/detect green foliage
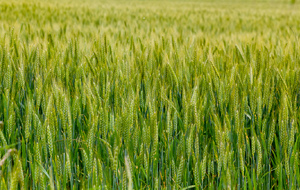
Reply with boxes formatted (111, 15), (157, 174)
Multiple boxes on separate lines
(0, 0), (299, 189)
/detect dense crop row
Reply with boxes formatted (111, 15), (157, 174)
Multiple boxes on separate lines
(0, 0), (300, 189)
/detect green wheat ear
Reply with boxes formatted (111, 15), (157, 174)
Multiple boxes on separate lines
(46, 125), (53, 158)
(66, 152), (72, 180)
(176, 156), (185, 188)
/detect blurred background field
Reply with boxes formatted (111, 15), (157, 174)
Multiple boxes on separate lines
(0, 0), (299, 46)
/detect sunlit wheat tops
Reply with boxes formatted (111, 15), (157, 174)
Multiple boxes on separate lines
(0, 0), (299, 189)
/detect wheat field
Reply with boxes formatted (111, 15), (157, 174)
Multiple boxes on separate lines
(0, 0), (300, 189)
